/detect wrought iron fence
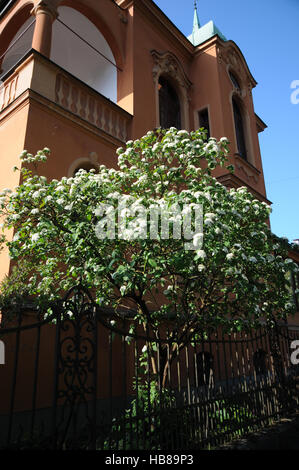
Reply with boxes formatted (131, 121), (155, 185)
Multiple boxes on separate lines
(0, 285), (298, 450)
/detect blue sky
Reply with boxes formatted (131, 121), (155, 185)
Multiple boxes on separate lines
(154, 0), (299, 243)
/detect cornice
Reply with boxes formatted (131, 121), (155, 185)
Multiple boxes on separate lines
(0, 87), (126, 147)
(255, 113), (267, 133)
(216, 39), (257, 89)
(0, 88), (30, 124)
(193, 34), (220, 55)
(193, 35), (257, 92)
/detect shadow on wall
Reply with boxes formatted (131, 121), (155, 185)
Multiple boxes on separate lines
(0, 5), (117, 103)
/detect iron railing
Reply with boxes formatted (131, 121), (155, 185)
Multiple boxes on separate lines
(0, 285), (298, 450)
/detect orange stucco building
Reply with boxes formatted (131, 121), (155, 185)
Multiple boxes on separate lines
(0, 0), (269, 258)
(0, 0), (298, 317)
(1, 1), (299, 446)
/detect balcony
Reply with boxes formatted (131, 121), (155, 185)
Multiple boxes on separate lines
(0, 50), (132, 143)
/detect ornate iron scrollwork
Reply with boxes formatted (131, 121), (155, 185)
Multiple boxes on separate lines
(52, 286), (98, 449)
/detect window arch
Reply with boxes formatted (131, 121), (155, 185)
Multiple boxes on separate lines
(0, 17), (34, 81)
(73, 163), (98, 176)
(67, 156), (99, 177)
(50, 6), (117, 102)
(232, 96), (247, 161)
(158, 75), (181, 129)
(152, 50), (191, 130)
(229, 70), (241, 92)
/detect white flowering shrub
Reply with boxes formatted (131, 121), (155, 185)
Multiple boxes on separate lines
(0, 128), (297, 337)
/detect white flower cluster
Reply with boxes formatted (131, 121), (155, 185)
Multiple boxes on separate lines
(19, 148), (50, 164)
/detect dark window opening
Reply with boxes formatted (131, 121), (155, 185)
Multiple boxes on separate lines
(73, 163), (98, 175)
(159, 76), (181, 130)
(196, 351), (213, 386)
(229, 71), (241, 91)
(198, 108), (210, 139)
(233, 97), (247, 160)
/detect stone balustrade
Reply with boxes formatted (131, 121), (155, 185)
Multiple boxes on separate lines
(0, 51), (131, 143)
(54, 73), (129, 142)
(0, 74), (19, 111)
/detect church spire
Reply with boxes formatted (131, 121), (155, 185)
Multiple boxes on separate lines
(192, 0), (200, 35)
(188, 0), (227, 46)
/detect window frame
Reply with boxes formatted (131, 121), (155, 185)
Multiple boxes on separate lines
(198, 107), (211, 139)
(158, 75), (182, 130)
(232, 95), (248, 161)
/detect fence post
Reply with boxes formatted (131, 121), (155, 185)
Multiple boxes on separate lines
(268, 323), (288, 411)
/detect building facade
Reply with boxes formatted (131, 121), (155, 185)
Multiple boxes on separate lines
(1, 1), (299, 447)
(0, 0), (298, 320)
(0, 0), (269, 259)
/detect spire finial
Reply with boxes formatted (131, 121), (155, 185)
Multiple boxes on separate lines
(192, 0), (200, 36)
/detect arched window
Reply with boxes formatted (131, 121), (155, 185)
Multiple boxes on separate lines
(232, 96), (247, 161)
(196, 351), (213, 386)
(0, 17), (34, 81)
(229, 71), (241, 92)
(51, 7), (117, 102)
(158, 76), (181, 129)
(73, 162), (98, 176)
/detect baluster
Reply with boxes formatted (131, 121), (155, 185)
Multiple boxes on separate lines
(4, 84), (10, 108)
(80, 91), (87, 119)
(88, 96), (95, 124)
(71, 85), (78, 114)
(55, 74), (62, 105)
(96, 102), (102, 129)
(115, 114), (120, 140)
(0, 86), (3, 110)
(101, 106), (106, 131)
(62, 77), (70, 109)
(11, 76), (18, 102)
(109, 110), (113, 135)
(121, 118), (127, 142)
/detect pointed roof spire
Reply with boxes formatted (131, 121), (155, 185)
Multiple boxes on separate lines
(188, 0), (227, 46)
(193, 0), (200, 34)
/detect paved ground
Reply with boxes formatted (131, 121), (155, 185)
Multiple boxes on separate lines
(217, 412), (299, 450)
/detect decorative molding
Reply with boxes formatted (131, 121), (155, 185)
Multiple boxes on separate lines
(67, 153), (100, 177)
(0, 73), (18, 111)
(151, 50), (192, 92)
(55, 73), (129, 142)
(247, 76), (253, 97)
(31, 1), (58, 21)
(151, 50), (192, 130)
(217, 42), (256, 90)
